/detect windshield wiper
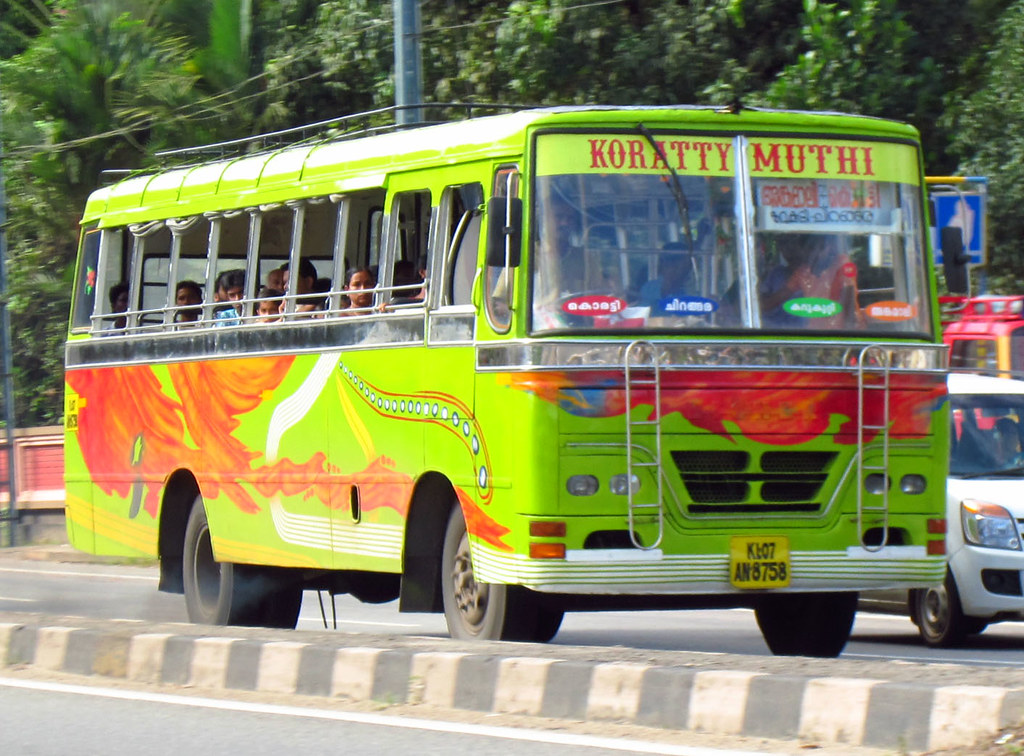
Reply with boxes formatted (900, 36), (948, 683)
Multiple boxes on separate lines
(636, 123), (694, 255)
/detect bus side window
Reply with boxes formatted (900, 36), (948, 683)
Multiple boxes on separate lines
(326, 189), (386, 315)
(72, 228), (102, 332)
(80, 226), (129, 333)
(296, 198), (338, 313)
(256, 205), (293, 318)
(436, 183), (483, 308)
(132, 222), (173, 331)
(167, 216), (211, 326)
(382, 189), (431, 307)
(485, 167), (519, 332)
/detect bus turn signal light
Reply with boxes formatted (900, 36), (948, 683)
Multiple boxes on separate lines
(927, 518), (947, 534)
(927, 539), (946, 555)
(530, 542), (566, 559)
(530, 521), (566, 538)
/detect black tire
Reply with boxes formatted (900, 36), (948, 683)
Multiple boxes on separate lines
(755, 592), (857, 657)
(912, 571), (988, 647)
(182, 498), (301, 629)
(440, 506), (563, 642)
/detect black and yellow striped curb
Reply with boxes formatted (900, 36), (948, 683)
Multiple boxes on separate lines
(4, 618), (1024, 752)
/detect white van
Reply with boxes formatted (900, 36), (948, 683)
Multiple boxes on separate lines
(913, 372), (1024, 646)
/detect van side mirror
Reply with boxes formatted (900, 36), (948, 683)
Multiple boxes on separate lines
(941, 226), (970, 295)
(486, 196), (522, 267)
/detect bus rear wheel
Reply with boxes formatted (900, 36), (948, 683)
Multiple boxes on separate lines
(441, 507), (563, 642)
(182, 498), (301, 629)
(755, 591), (857, 657)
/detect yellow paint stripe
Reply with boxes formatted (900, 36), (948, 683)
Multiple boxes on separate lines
(213, 535), (323, 568)
(65, 491), (157, 554)
(335, 374), (375, 461)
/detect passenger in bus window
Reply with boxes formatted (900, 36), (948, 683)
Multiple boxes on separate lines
(174, 280), (203, 323)
(256, 286), (284, 323)
(266, 265), (286, 292)
(341, 267), (376, 315)
(213, 269), (245, 326)
(107, 282), (129, 330)
(282, 259), (323, 314)
(390, 259), (425, 305)
(639, 242), (695, 311)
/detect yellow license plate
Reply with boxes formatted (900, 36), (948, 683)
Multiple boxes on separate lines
(729, 535), (791, 588)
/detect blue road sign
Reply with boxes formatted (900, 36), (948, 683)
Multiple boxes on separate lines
(932, 191), (986, 266)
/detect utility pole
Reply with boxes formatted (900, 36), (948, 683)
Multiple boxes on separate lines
(0, 71), (17, 547)
(393, 0), (423, 126)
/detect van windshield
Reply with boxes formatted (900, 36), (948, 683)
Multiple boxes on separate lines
(951, 393), (1024, 477)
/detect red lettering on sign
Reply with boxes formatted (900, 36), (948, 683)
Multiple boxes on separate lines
(808, 144), (832, 174)
(608, 139), (626, 169)
(628, 139), (647, 170)
(668, 141), (688, 171)
(752, 143), (780, 173)
(589, 139), (608, 168)
(785, 144), (806, 174)
(715, 142), (731, 171)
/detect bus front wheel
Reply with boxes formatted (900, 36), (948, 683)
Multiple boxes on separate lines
(755, 591), (857, 657)
(182, 498), (301, 629)
(441, 507), (563, 642)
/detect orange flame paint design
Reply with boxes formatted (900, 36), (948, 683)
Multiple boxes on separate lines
(68, 357), (336, 517)
(456, 486), (512, 551)
(503, 370), (944, 445)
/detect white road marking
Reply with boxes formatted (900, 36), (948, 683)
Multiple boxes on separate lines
(0, 565), (157, 582)
(0, 596), (35, 603)
(0, 676), (776, 756)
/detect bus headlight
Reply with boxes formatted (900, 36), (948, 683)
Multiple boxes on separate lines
(962, 499), (1021, 550)
(900, 474), (927, 494)
(609, 474), (640, 496)
(567, 475), (599, 496)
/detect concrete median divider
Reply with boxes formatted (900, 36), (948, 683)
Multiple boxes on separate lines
(2, 615), (1024, 752)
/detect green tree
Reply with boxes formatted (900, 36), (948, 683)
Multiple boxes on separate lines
(1, 1), (198, 425)
(949, 0), (1024, 290)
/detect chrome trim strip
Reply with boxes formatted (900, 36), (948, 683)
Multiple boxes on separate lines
(476, 339), (947, 372)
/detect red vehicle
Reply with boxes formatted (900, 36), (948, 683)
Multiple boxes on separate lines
(941, 295), (1024, 377)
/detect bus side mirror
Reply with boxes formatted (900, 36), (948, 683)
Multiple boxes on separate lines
(941, 226), (970, 295)
(486, 196), (522, 267)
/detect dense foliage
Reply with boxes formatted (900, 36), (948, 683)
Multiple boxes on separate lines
(0, 0), (1020, 425)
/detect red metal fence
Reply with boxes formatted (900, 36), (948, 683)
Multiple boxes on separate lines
(0, 426), (65, 514)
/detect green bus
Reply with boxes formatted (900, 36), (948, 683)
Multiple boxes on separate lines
(64, 105), (949, 657)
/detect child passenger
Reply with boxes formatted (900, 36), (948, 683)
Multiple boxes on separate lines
(256, 286), (284, 323)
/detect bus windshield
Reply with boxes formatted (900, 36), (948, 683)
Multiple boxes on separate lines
(530, 132), (931, 335)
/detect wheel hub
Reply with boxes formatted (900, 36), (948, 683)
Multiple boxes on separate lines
(451, 532), (488, 628)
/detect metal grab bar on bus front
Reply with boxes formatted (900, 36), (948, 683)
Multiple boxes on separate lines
(856, 344), (892, 552)
(624, 340), (664, 550)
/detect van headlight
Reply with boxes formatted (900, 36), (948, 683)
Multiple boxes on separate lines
(961, 499), (1021, 550)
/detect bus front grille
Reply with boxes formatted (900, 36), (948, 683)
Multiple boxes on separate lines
(671, 450), (837, 515)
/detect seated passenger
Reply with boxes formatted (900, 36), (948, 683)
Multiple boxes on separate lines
(390, 260), (425, 305)
(991, 417), (1024, 468)
(639, 243), (696, 313)
(282, 259), (324, 314)
(213, 269), (245, 326)
(174, 280), (203, 323)
(107, 282), (129, 330)
(341, 267), (376, 315)
(256, 286), (284, 323)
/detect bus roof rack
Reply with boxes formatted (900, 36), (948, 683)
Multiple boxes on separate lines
(151, 102), (537, 166)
